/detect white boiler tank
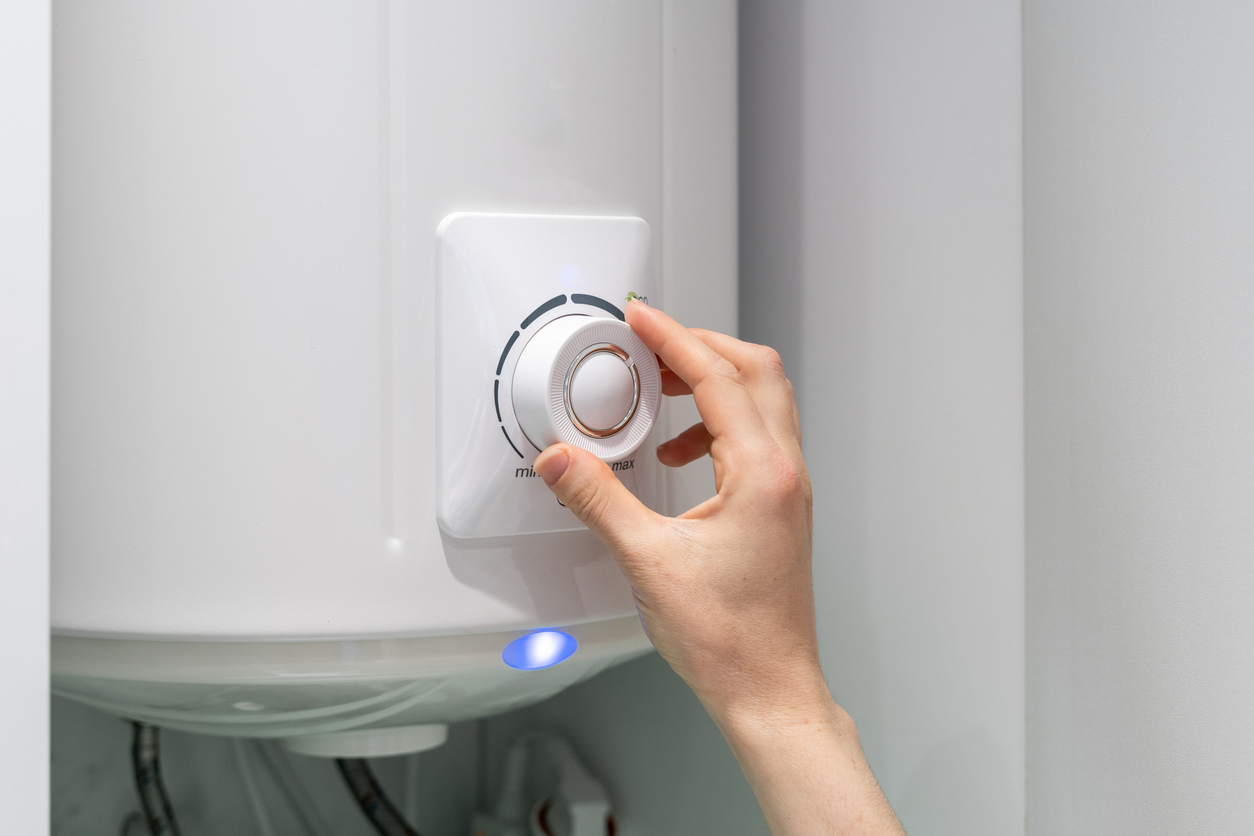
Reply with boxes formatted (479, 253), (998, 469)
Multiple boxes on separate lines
(51, 1), (735, 755)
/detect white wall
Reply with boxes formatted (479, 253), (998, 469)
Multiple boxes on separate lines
(741, 1), (1025, 833)
(0, 0), (50, 831)
(1024, 2), (1254, 833)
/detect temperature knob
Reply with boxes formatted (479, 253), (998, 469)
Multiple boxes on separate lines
(512, 315), (661, 461)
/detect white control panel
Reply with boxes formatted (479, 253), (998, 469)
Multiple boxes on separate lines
(436, 213), (661, 540)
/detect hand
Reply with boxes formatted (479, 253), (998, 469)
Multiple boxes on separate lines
(533, 301), (905, 836)
(536, 301), (816, 721)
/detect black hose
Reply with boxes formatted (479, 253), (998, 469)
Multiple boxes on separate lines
(131, 723), (182, 836)
(336, 758), (421, 836)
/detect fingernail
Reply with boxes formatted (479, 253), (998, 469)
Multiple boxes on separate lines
(535, 448), (570, 485)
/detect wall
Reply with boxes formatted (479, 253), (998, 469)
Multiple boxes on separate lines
(742, 1), (1025, 833)
(0, 0), (50, 831)
(1024, 2), (1254, 833)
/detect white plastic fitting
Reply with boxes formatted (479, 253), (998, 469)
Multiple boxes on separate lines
(511, 315), (660, 461)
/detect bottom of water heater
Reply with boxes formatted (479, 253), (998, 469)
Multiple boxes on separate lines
(51, 615), (651, 741)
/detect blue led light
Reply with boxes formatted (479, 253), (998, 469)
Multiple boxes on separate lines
(501, 630), (578, 670)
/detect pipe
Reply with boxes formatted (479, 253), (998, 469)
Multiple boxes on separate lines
(337, 757), (422, 836)
(130, 723), (182, 836)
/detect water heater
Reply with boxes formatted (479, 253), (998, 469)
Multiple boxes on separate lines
(50, 1), (735, 755)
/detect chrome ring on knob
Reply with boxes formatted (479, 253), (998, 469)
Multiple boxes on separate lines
(562, 342), (641, 438)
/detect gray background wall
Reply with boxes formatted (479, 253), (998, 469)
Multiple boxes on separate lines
(737, 0), (1024, 832)
(1024, 1), (1254, 833)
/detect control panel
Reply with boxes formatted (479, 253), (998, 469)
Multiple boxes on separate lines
(436, 213), (661, 540)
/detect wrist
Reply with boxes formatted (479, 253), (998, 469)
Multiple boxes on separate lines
(698, 659), (844, 745)
(709, 680), (903, 836)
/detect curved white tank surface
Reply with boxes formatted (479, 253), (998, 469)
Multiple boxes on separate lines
(51, 1), (736, 749)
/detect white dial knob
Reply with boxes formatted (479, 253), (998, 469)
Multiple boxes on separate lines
(512, 315), (660, 461)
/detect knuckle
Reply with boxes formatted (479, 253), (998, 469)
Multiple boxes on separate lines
(756, 346), (787, 379)
(571, 474), (612, 526)
(711, 357), (744, 384)
(762, 452), (809, 504)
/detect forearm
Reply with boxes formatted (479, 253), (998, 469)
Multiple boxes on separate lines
(709, 684), (906, 836)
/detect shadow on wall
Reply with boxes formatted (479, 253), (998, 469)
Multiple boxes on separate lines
(897, 728), (1021, 835)
(739, 0), (890, 785)
(739, 0), (806, 381)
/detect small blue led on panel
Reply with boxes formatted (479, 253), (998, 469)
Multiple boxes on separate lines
(501, 630), (578, 670)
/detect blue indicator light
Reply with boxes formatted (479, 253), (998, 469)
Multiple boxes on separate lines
(502, 630), (578, 670)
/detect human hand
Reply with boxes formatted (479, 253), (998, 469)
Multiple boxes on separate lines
(533, 300), (820, 725)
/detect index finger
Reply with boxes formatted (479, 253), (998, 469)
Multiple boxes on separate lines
(625, 301), (765, 444)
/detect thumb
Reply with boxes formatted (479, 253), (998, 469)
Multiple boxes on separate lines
(534, 444), (659, 556)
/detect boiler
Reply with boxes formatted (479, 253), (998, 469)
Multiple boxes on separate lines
(51, 0), (735, 757)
